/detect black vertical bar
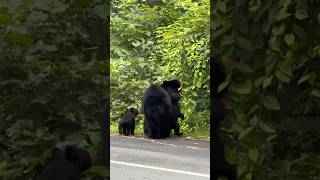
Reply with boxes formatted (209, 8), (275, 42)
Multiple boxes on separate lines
(105, 0), (111, 175)
(99, 0), (110, 178)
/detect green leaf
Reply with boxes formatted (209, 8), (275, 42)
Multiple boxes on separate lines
(286, 50), (295, 61)
(265, 54), (277, 73)
(254, 77), (263, 87)
(282, 0), (292, 8)
(276, 7), (291, 21)
(309, 90), (320, 98)
(212, 23), (232, 38)
(275, 70), (290, 83)
(236, 36), (253, 50)
(263, 96), (280, 110)
(238, 127), (254, 140)
(234, 80), (252, 94)
(248, 105), (259, 115)
(218, 81), (229, 93)
(248, 148), (259, 162)
(259, 120), (275, 133)
(0, 14), (12, 26)
(192, 92), (198, 97)
(284, 34), (295, 46)
(5, 32), (33, 46)
(277, 61), (292, 76)
(237, 114), (246, 125)
(295, 9), (308, 20)
(132, 41), (140, 47)
(248, 0), (261, 11)
(297, 74), (310, 85)
(270, 38), (280, 51)
(218, 1), (227, 12)
(236, 63), (253, 73)
(294, 25), (307, 40)
(272, 24), (285, 35)
(263, 76), (273, 88)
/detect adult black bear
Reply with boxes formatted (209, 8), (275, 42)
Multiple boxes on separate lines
(118, 108), (139, 136)
(36, 146), (92, 180)
(170, 93), (184, 136)
(143, 80), (181, 139)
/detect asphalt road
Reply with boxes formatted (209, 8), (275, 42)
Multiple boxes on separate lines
(110, 135), (210, 180)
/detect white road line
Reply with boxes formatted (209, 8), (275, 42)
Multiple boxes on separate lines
(110, 160), (210, 178)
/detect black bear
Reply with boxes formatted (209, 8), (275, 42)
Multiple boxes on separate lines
(143, 80), (181, 139)
(161, 80), (182, 95)
(35, 146), (92, 180)
(211, 56), (237, 180)
(170, 93), (184, 136)
(118, 108), (139, 136)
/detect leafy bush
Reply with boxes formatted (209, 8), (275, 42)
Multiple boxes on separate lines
(213, 0), (320, 179)
(0, 0), (108, 179)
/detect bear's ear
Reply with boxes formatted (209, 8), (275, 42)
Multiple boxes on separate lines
(130, 107), (135, 113)
(161, 80), (169, 89)
(65, 146), (78, 162)
(161, 80), (181, 90)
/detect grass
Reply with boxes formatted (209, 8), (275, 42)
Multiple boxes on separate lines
(110, 122), (144, 136)
(110, 122), (210, 141)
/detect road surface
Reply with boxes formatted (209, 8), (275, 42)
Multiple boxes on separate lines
(110, 135), (210, 180)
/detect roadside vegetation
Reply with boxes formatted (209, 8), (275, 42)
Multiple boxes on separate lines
(110, 0), (210, 139)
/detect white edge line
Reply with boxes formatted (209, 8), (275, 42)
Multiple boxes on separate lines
(110, 160), (210, 178)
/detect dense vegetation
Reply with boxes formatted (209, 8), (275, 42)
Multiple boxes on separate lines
(213, 0), (320, 179)
(0, 0), (108, 179)
(1, 0), (319, 179)
(110, 0), (210, 138)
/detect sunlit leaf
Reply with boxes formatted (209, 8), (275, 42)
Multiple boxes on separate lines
(275, 70), (290, 83)
(309, 90), (320, 98)
(218, 81), (229, 93)
(297, 74), (310, 85)
(295, 9), (308, 20)
(238, 127), (254, 140)
(234, 80), (252, 94)
(263, 96), (280, 110)
(263, 76), (273, 88)
(248, 148), (259, 162)
(284, 34), (295, 46)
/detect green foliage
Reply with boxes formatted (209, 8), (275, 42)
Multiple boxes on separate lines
(155, 0), (210, 129)
(213, 0), (320, 179)
(0, 0), (107, 179)
(111, 0), (210, 136)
